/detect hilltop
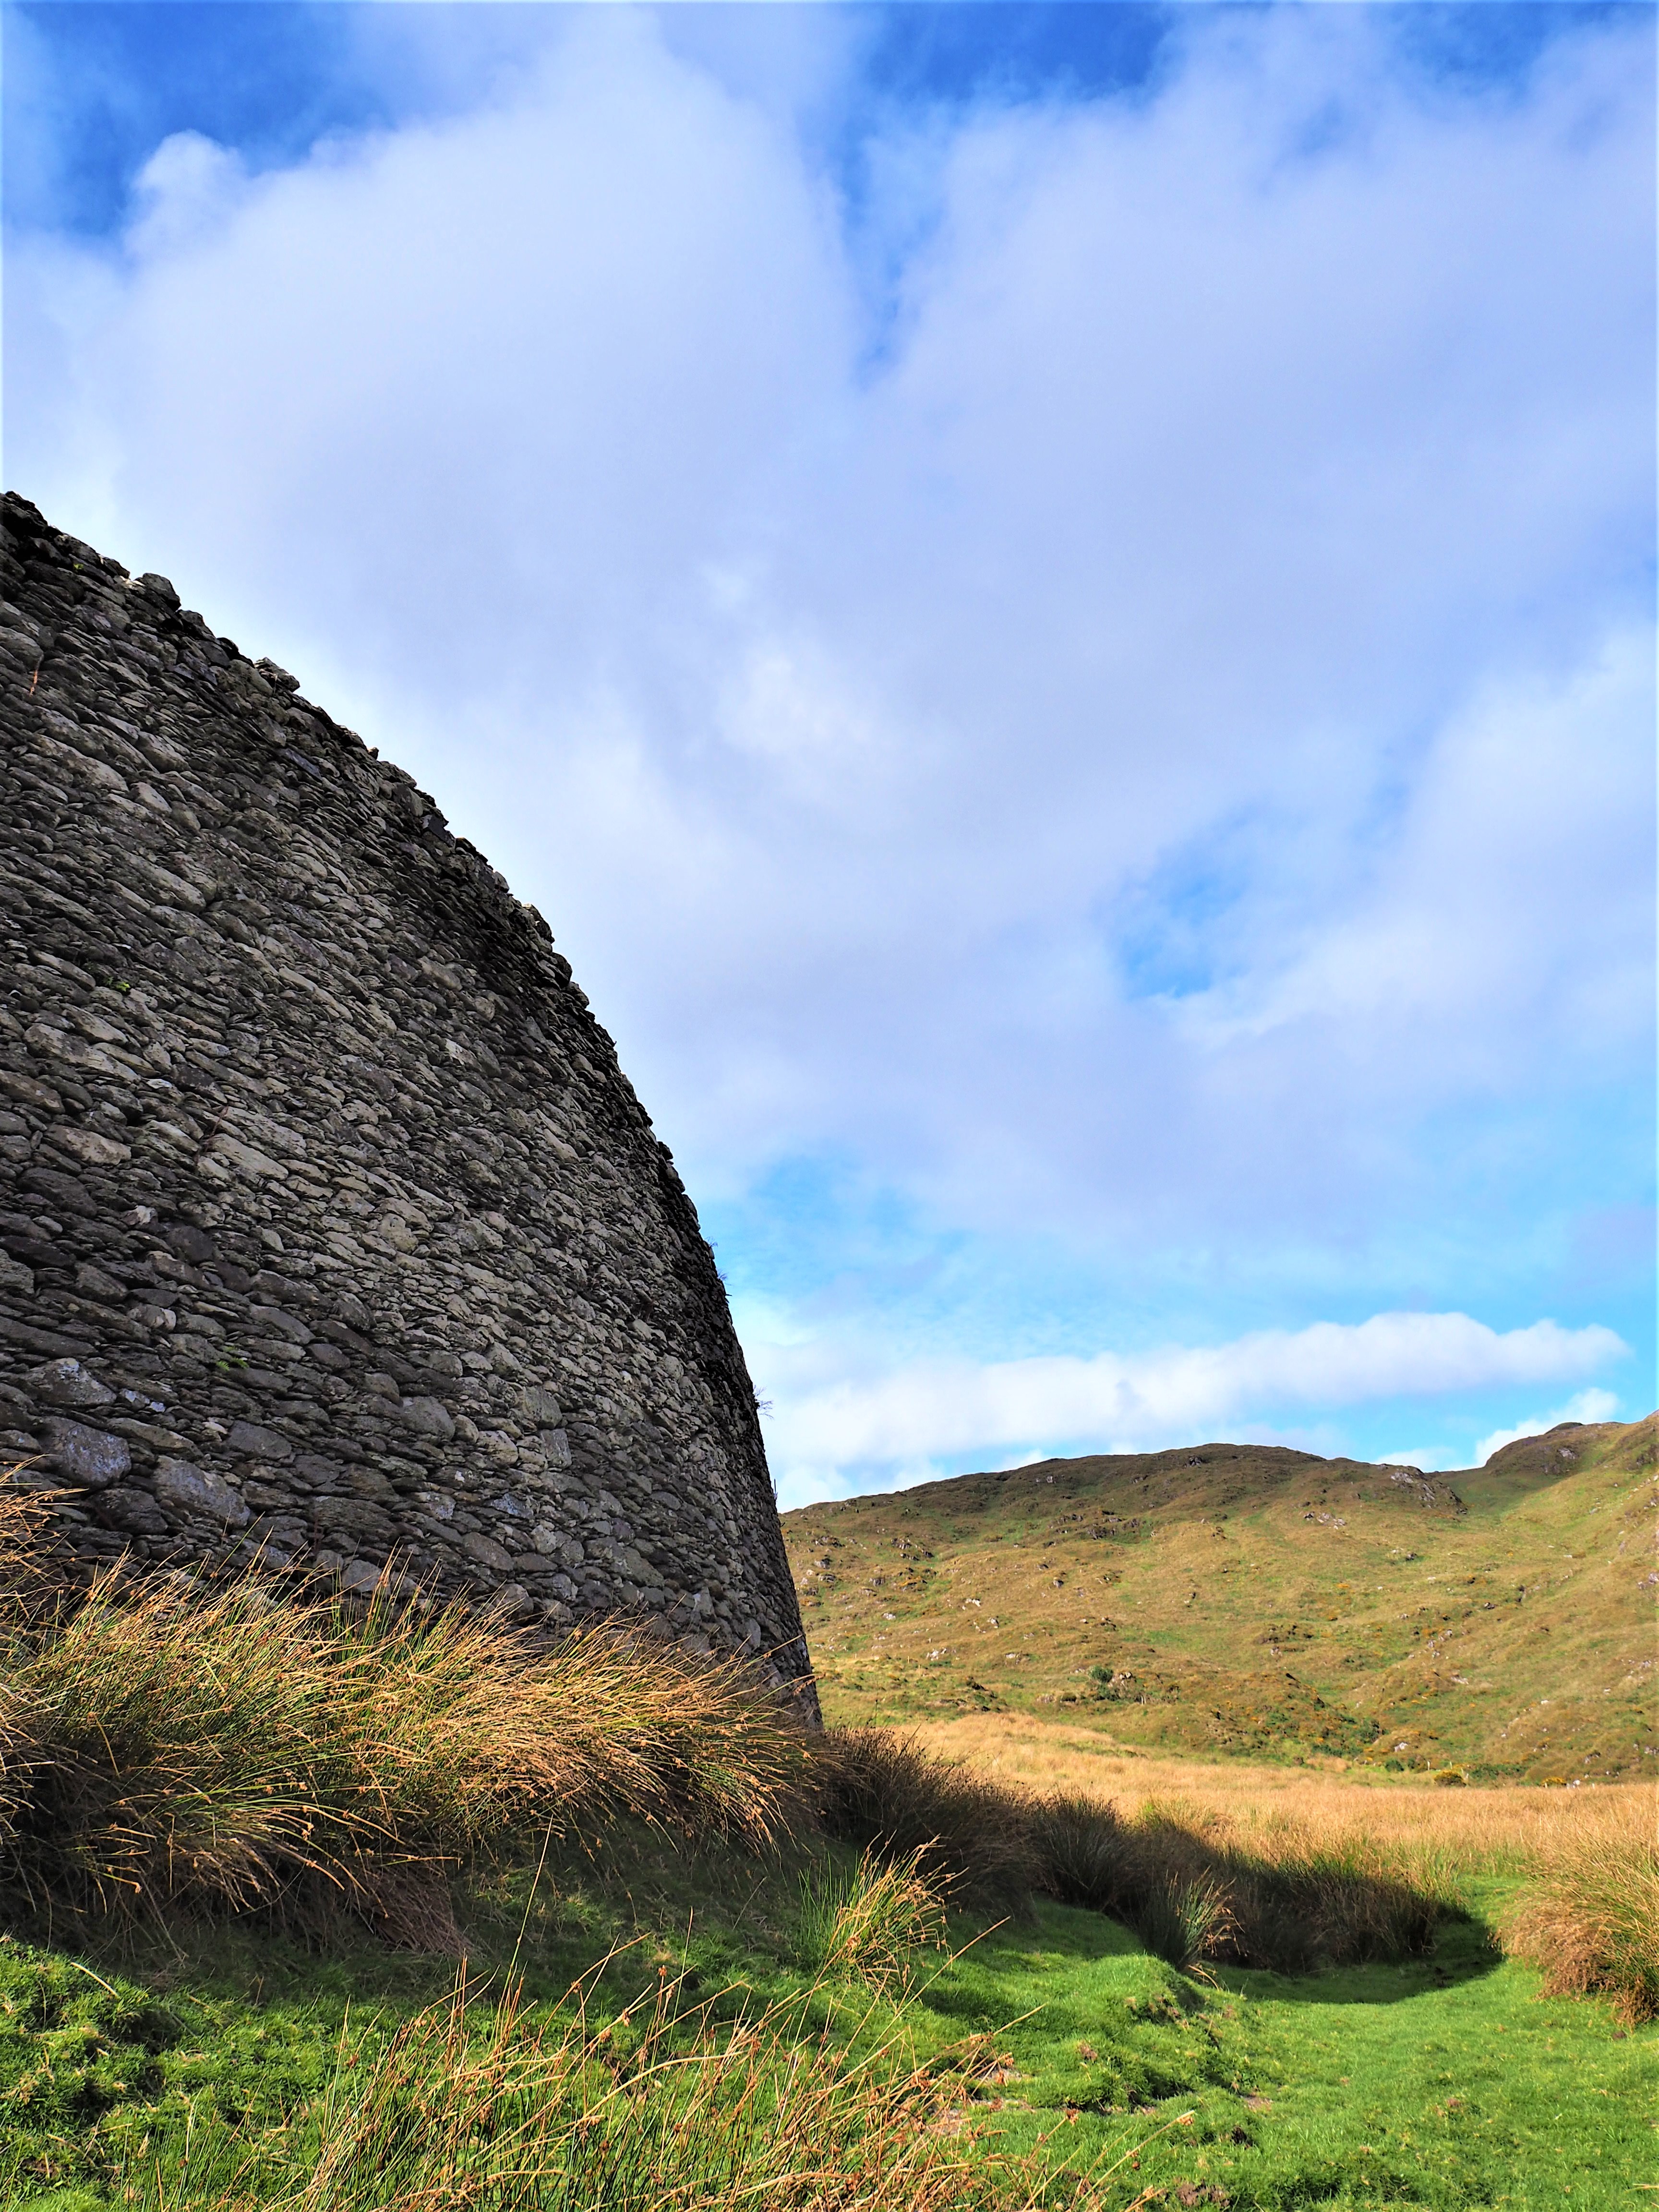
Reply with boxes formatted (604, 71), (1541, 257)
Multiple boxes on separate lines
(781, 1416), (1658, 1781)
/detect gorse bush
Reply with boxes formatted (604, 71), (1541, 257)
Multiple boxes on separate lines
(1502, 1803), (1659, 2023)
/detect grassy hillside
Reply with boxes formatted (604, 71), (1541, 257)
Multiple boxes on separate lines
(781, 1416), (1658, 1781)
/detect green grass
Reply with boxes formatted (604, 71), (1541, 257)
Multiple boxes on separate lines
(2, 1475), (1652, 2206)
(792, 1844), (949, 1991)
(781, 1416), (1659, 1782)
(0, 1847), (1652, 2210)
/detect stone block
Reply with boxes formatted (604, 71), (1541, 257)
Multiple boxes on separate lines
(40, 1417), (131, 1488)
(155, 1456), (251, 1529)
(399, 1395), (455, 1440)
(25, 1358), (115, 1408)
(226, 1419), (293, 1463)
(462, 1532), (516, 1574)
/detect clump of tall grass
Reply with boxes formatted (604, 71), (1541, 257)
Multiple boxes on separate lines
(1128, 1873), (1237, 1976)
(0, 1484), (812, 1944)
(794, 1845), (949, 1991)
(1025, 1791), (1126, 1914)
(1503, 1806), (1659, 2023)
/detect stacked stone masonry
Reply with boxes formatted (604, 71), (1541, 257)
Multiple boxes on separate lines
(0, 494), (815, 1711)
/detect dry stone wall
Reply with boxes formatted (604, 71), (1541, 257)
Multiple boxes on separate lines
(0, 494), (814, 1710)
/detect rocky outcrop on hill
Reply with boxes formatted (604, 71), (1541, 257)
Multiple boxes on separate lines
(0, 494), (814, 1710)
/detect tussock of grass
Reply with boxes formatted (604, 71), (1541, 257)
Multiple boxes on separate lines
(1503, 1802), (1659, 2023)
(1125, 1872), (1236, 1976)
(1027, 1791), (1441, 1973)
(0, 1486), (811, 1944)
(793, 1845), (949, 1991)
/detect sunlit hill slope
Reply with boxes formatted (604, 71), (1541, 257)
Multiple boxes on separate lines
(781, 1417), (1658, 1783)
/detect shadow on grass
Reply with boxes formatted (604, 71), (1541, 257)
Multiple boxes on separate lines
(1213, 1911), (1503, 2006)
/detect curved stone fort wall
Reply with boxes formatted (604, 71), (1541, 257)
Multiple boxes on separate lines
(0, 494), (814, 1708)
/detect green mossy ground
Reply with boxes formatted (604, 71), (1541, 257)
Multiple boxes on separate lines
(2, 1844), (1651, 2209)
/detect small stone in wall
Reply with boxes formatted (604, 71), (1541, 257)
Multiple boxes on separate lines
(155, 1457), (251, 1529)
(98, 1488), (169, 1536)
(462, 1532), (515, 1573)
(41, 1418), (130, 1488)
(49, 1127), (132, 1168)
(25, 1358), (116, 1409)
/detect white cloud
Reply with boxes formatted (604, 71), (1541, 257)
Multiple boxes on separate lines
(759, 1311), (1627, 1499)
(1473, 1388), (1623, 1467)
(4, 7), (1651, 1316)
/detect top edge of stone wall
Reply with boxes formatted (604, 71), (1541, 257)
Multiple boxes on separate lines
(1, 493), (574, 993)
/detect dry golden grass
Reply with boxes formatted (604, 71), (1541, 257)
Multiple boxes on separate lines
(906, 1713), (1655, 1875)
(270, 1970), (1043, 2212)
(1501, 1793), (1659, 2022)
(0, 1482), (814, 1942)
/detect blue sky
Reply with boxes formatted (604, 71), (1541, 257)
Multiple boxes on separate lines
(5, 2), (1653, 1503)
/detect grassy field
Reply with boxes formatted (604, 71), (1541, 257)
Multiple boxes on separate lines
(1, 1475), (1655, 2207)
(1, 1812), (1654, 2212)
(780, 1416), (1658, 1782)
(891, 1720), (1645, 1862)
